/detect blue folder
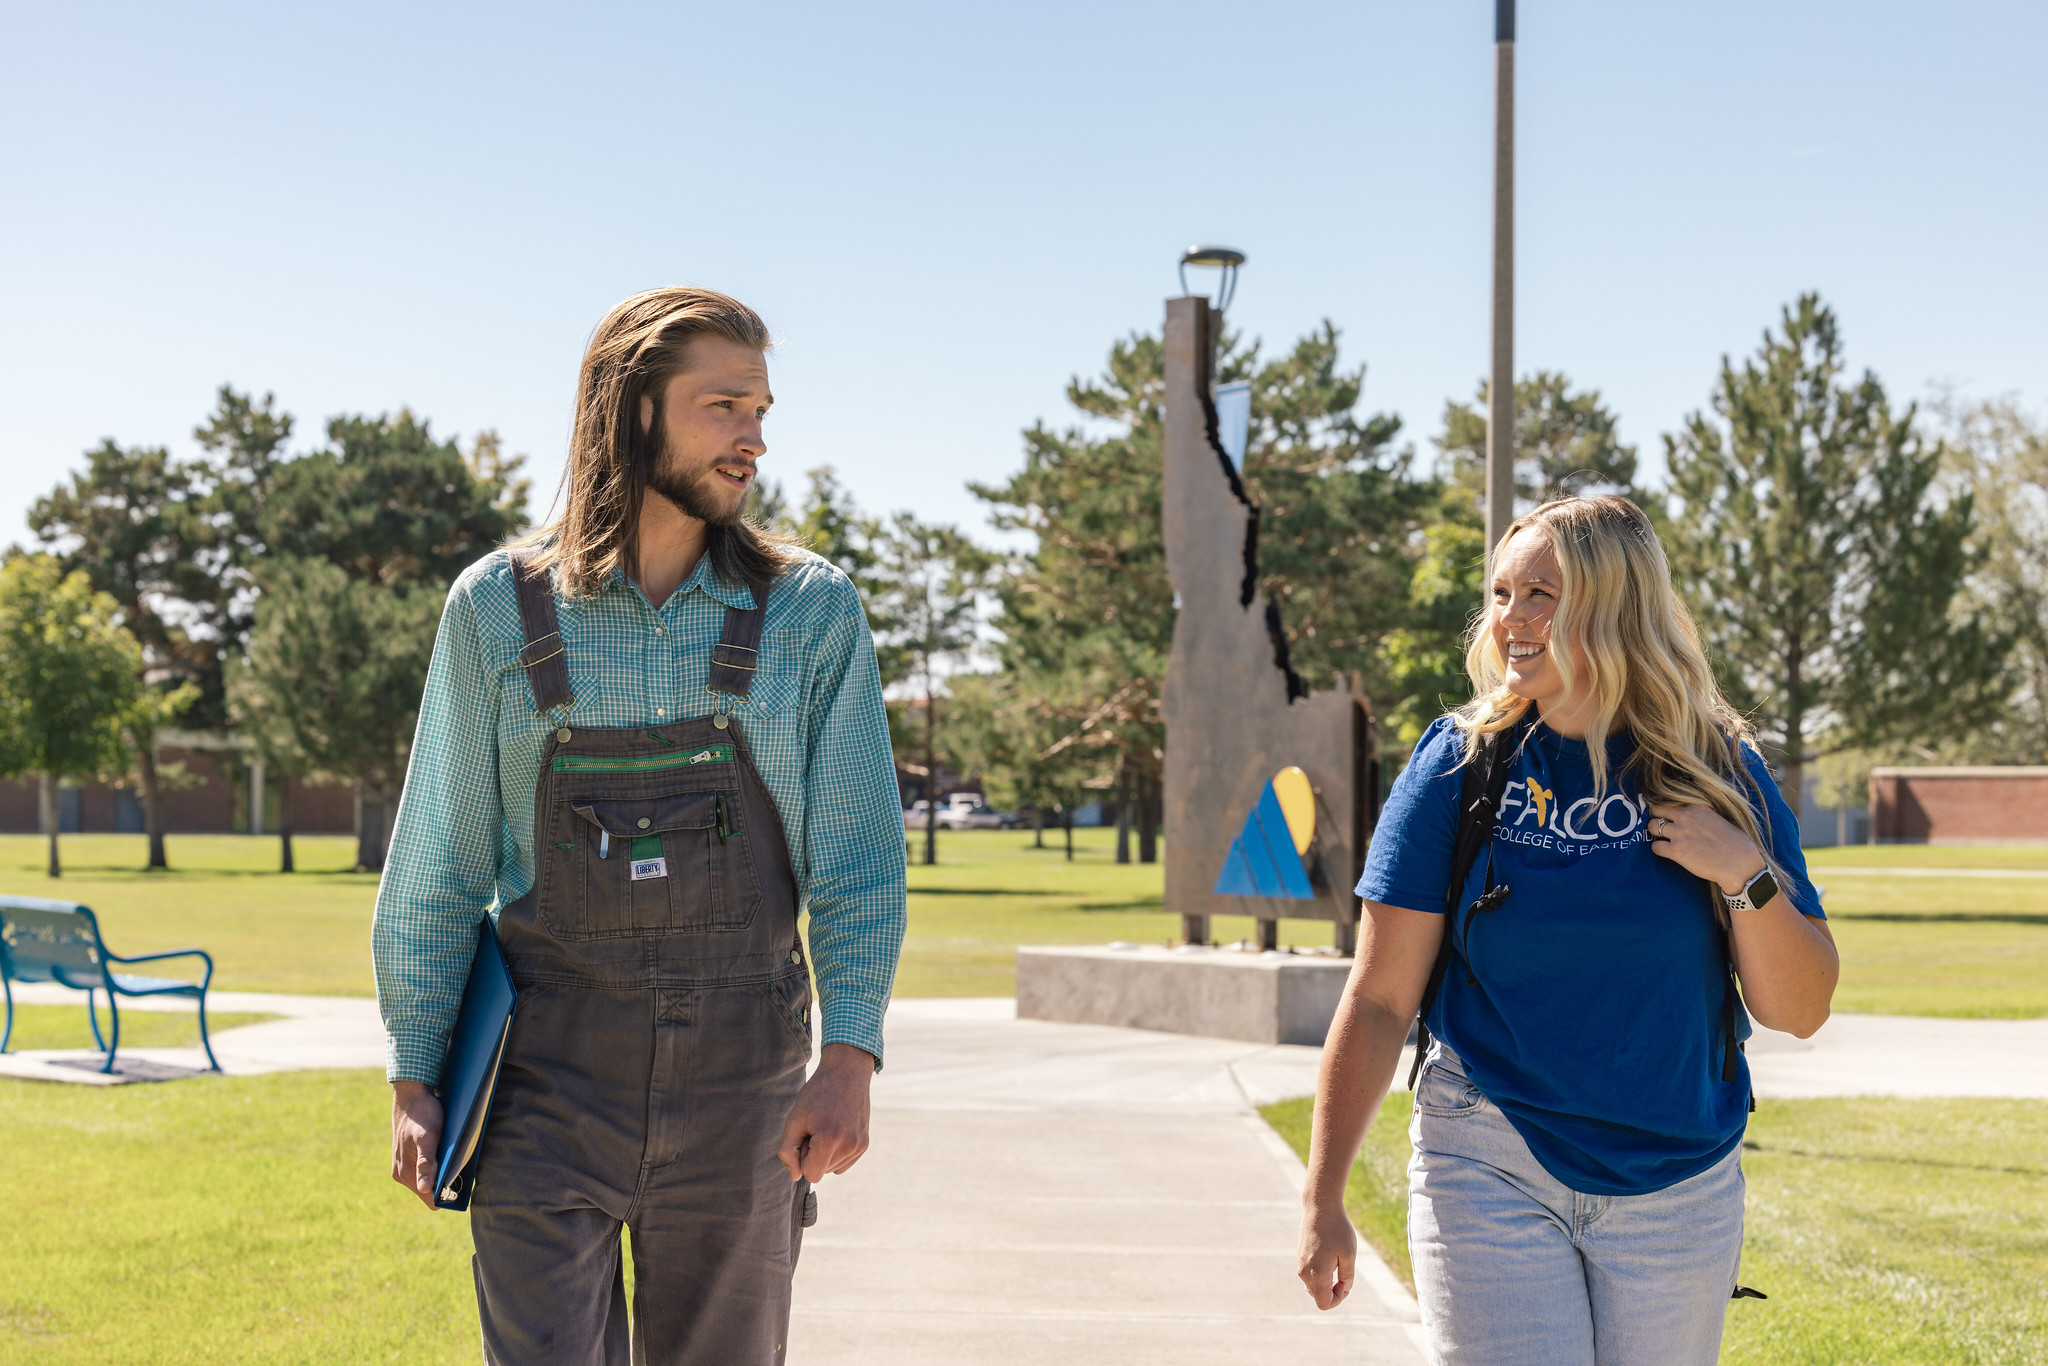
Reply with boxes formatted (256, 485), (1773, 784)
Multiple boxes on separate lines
(433, 918), (517, 1211)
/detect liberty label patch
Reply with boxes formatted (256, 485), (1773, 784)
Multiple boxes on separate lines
(630, 856), (669, 881)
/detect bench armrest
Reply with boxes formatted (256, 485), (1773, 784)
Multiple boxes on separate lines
(103, 948), (214, 989)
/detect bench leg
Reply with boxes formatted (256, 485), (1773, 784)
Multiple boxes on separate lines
(197, 993), (220, 1072)
(2, 976), (12, 1053)
(87, 987), (107, 1051)
(101, 994), (120, 1074)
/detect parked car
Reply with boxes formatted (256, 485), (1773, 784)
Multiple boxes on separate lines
(902, 793), (1020, 831)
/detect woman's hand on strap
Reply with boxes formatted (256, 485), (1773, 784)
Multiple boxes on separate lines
(1645, 801), (1839, 1037)
(1643, 802), (1767, 894)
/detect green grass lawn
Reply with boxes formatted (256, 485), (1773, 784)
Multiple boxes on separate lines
(1806, 845), (2048, 870)
(1817, 874), (2048, 1018)
(1262, 1094), (2048, 1366)
(0, 834), (377, 996)
(0, 1070), (478, 1365)
(7, 832), (2048, 1015)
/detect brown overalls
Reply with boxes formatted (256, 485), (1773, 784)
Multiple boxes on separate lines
(470, 550), (816, 1365)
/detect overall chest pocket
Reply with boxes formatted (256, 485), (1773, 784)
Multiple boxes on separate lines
(540, 786), (763, 940)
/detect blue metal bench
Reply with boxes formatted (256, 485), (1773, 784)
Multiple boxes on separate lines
(0, 896), (220, 1073)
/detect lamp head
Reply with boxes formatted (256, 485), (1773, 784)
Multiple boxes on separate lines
(1178, 244), (1246, 313)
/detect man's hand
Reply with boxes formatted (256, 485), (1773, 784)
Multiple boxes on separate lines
(776, 1042), (874, 1183)
(391, 1080), (445, 1209)
(1297, 1200), (1358, 1311)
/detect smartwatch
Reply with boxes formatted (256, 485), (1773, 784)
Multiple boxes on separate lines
(1719, 866), (1779, 914)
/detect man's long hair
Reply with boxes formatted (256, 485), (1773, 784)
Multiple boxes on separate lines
(1452, 495), (1777, 865)
(528, 286), (799, 599)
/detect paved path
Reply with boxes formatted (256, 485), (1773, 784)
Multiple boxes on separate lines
(9, 972), (2047, 1102)
(7, 978), (2046, 1101)
(1814, 865), (2048, 879)
(786, 999), (1426, 1366)
(0, 981), (385, 1083)
(1745, 1012), (2048, 1097)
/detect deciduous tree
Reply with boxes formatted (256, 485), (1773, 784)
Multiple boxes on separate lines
(0, 556), (144, 877)
(27, 442), (209, 867)
(231, 558), (443, 871)
(1931, 393), (2048, 763)
(867, 514), (987, 866)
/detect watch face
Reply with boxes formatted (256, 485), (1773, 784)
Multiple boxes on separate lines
(1748, 868), (1779, 908)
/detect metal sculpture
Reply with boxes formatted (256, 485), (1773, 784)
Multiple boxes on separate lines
(1161, 293), (1376, 954)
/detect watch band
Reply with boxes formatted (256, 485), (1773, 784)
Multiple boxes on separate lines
(1720, 865), (1779, 914)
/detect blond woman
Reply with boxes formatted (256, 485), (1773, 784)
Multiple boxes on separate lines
(1296, 495), (1837, 1365)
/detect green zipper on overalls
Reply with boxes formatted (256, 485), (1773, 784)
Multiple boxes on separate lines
(551, 746), (735, 773)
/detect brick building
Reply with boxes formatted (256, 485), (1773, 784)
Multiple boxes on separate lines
(1869, 766), (2048, 844)
(0, 733), (354, 835)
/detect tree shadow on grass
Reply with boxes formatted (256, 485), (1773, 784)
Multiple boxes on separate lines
(906, 887), (1074, 897)
(1830, 912), (2048, 926)
(29, 867), (375, 883)
(1743, 1138), (2048, 1180)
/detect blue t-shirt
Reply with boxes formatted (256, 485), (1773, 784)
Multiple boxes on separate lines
(1358, 715), (1824, 1197)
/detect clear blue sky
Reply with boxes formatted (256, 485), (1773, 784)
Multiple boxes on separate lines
(3, 1), (2042, 547)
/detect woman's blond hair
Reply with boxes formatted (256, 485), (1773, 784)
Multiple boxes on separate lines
(528, 286), (798, 599)
(1453, 495), (1777, 869)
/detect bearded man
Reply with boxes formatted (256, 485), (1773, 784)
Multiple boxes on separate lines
(374, 286), (904, 1364)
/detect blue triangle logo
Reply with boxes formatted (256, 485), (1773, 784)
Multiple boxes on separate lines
(1213, 780), (1316, 900)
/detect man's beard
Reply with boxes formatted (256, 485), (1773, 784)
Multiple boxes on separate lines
(647, 459), (748, 526)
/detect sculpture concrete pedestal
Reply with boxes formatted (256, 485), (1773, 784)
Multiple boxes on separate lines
(1016, 944), (1349, 1046)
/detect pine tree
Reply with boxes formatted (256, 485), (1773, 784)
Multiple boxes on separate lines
(1664, 294), (2011, 810)
(1438, 371), (1642, 514)
(972, 322), (1429, 847)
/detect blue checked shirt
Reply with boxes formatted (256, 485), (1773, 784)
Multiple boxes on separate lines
(372, 547), (905, 1085)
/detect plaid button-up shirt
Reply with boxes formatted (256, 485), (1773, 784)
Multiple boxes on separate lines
(372, 547), (905, 1084)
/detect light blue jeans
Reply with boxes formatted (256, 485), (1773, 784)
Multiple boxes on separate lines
(1407, 1046), (1745, 1366)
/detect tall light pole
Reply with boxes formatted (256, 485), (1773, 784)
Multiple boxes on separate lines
(1485, 0), (1517, 558)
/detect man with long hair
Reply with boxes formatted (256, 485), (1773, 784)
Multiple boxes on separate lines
(374, 287), (905, 1363)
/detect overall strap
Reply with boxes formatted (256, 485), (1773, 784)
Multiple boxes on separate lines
(508, 547), (575, 713)
(706, 584), (769, 701)
(1408, 719), (1520, 1089)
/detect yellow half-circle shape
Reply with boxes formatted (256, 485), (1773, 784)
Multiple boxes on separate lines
(1271, 766), (1314, 855)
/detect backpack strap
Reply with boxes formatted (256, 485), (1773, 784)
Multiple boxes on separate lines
(1708, 883), (1746, 1089)
(1407, 720), (1521, 1089)
(508, 547), (574, 713)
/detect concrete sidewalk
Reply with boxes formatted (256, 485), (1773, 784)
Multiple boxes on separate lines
(6, 976), (2042, 1101)
(1815, 865), (2048, 879)
(0, 981), (386, 1083)
(1744, 1011), (2048, 1097)
(787, 999), (1427, 1365)
(783, 999), (2048, 1364)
